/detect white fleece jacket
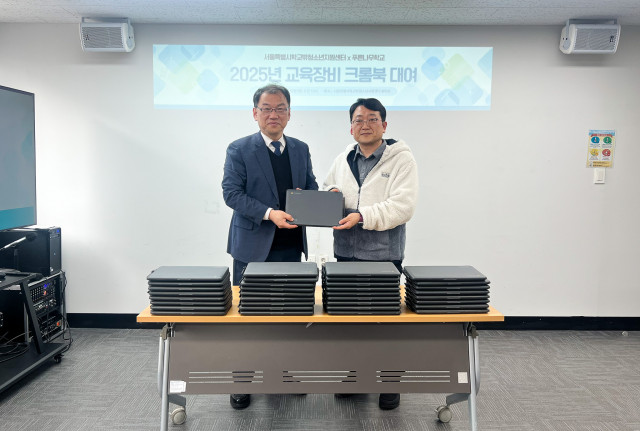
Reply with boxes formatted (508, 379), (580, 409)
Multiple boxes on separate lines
(324, 139), (418, 231)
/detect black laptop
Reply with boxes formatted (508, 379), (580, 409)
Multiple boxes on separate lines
(148, 273), (231, 288)
(285, 189), (344, 227)
(324, 262), (400, 280)
(403, 266), (487, 282)
(147, 266), (230, 282)
(242, 262), (319, 280)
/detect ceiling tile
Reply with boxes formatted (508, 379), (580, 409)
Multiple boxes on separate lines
(1, 0), (639, 25)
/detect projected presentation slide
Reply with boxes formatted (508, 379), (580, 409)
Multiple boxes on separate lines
(153, 45), (493, 111)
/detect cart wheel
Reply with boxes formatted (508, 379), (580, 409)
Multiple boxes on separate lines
(436, 405), (452, 423)
(54, 354), (62, 364)
(170, 406), (187, 425)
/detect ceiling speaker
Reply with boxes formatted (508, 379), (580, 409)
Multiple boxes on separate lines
(560, 20), (620, 54)
(80, 18), (135, 52)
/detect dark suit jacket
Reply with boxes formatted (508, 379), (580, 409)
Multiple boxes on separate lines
(222, 131), (318, 263)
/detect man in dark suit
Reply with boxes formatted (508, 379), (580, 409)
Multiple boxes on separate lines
(222, 84), (318, 409)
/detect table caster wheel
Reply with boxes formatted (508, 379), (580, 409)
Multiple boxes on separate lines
(436, 405), (452, 423)
(54, 354), (62, 364)
(170, 406), (187, 425)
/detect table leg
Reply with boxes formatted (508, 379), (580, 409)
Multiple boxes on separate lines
(157, 336), (164, 393)
(474, 332), (481, 394)
(160, 326), (171, 431)
(467, 334), (478, 431)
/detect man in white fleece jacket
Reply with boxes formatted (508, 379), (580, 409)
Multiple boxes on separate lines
(324, 97), (418, 271)
(323, 97), (418, 410)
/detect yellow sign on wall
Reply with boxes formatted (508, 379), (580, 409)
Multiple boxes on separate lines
(587, 130), (615, 168)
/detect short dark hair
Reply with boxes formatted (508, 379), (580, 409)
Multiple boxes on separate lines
(253, 84), (291, 107)
(349, 98), (386, 122)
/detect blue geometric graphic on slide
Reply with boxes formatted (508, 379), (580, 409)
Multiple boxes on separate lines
(419, 47), (492, 107)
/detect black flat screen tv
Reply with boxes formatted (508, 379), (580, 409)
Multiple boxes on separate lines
(0, 85), (37, 231)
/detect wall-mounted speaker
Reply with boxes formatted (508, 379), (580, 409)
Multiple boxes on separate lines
(560, 20), (620, 54)
(80, 18), (135, 52)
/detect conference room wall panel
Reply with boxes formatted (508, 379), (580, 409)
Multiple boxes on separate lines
(0, 23), (638, 316)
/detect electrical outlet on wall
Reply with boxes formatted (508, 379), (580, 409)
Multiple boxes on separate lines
(319, 255), (327, 266)
(593, 168), (606, 184)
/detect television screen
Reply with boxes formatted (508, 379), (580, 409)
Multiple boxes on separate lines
(0, 85), (37, 231)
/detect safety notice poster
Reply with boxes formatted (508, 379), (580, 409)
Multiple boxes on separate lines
(587, 130), (616, 168)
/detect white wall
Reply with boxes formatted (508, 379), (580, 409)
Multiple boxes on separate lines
(0, 23), (638, 316)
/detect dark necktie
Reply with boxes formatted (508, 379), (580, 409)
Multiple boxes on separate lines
(272, 141), (281, 156)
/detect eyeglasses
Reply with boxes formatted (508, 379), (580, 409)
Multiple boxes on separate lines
(256, 106), (289, 115)
(351, 118), (381, 127)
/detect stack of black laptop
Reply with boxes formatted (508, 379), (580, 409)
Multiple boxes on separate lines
(322, 262), (401, 315)
(238, 262), (318, 315)
(403, 265), (490, 314)
(147, 266), (232, 315)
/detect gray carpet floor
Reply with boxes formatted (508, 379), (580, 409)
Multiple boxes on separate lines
(1, 328), (639, 430)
